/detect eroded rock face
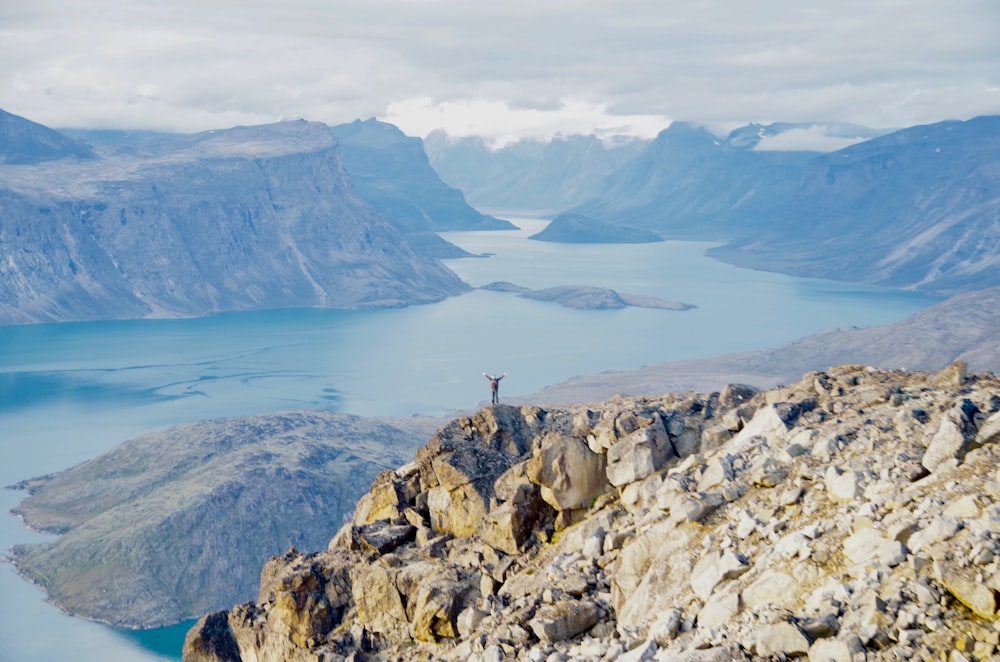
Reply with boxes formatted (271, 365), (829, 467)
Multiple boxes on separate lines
(185, 364), (1000, 662)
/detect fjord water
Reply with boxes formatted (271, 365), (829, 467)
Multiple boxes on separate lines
(0, 218), (938, 661)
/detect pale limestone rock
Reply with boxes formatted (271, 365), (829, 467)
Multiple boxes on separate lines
(696, 588), (739, 632)
(621, 473), (668, 512)
(699, 422), (733, 453)
(735, 512), (758, 540)
(351, 521), (415, 555)
(944, 494), (981, 519)
(741, 571), (797, 610)
(528, 432), (609, 511)
(668, 492), (724, 524)
(457, 606), (487, 637)
(606, 417), (675, 487)
(922, 399), (981, 473)
(186, 368), (1000, 662)
(617, 640), (658, 661)
(907, 516), (962, 554)
(613, 522), (697, 633)
(480, 500), (537, 555)
(977, 411), (1000, 447)
(426, 485), (452, 532)
(529, 601), (599, 642)
(648, 609), (682, 644)
(798, 613), (840, 640)
(581, 527), (605, 560)
(808, 636), (864, 662)
(183, 611), (241, 662)
(982, 503), (1000, 534)
(772, 529), (814, 560)
(730, 402), (805, 449)
(697, 454), (735, 492)
(843, 529), (907, 568)
(756, 621), (811, 658)
(689, 550), (750, 600)
(824, 465), (861, 502)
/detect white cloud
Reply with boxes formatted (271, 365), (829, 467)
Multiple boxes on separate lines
(752, 126), (869, 152)
(382, 97), (670, 147)
(0, 0), (997, 139)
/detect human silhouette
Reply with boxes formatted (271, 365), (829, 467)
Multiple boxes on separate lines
(483, 372), (507, 404)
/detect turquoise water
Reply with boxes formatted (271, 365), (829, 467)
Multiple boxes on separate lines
(0, 218), (939, 660)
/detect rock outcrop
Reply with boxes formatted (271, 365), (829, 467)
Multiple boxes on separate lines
(479, 282), (695, 311)
(185, 363), (1000, 661)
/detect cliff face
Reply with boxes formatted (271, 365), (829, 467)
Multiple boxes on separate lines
(185, 363), (1000, 661)
(0, 114), (469, 325)
(330, 120), (515, 240)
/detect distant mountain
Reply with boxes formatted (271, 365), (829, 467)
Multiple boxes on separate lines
(424, 131), (649, 212)
(0, 114), (470, 325)
(0, 108), (96, 164)
(536, 121), (818, 242)
(536, 117), (1000, 295)
(710, 116), (1000, 294)
(330, 119), (515, 258)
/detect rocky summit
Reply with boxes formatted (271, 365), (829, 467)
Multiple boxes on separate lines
(185, 363), (1000, 661)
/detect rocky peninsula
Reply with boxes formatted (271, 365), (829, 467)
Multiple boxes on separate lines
(9, 412), (440, 628)
(480, 282), (695, 311)
(185, 362), (1000, 661)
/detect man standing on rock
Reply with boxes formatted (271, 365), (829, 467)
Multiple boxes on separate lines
(483, 372), (507, 404)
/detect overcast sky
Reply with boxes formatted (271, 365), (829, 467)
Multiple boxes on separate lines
(2, 1), (998, 146)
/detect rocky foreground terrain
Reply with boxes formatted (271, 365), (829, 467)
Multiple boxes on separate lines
(185, 362), (1000, 661)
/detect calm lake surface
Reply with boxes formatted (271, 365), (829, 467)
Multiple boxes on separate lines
(0, 218), (939, 661)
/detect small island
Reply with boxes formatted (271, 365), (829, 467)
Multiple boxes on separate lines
(480, 282), (696, 311)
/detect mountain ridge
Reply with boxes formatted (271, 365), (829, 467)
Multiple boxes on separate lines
(533, 116), (1000, 295)
(0, 113), (474, 325)
(329, 119), (515, 258)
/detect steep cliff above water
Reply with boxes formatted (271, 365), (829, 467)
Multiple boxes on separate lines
(330, 119), (515, 259)
(0, 111), (470, 325)
(186, 363), (1000, 661)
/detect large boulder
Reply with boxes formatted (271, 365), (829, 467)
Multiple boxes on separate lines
(527, 432), (610, 511)
(605, 416), (675, 487)
(921, 399), (981, 472)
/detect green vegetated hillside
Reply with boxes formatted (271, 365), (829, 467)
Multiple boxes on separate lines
(9, 411), (441, 628)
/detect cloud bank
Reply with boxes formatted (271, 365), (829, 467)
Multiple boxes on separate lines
(1, 0), (998, 143)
